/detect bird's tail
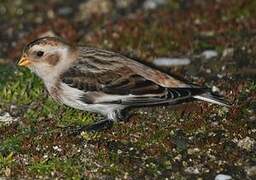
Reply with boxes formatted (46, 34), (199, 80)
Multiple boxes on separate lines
(193, 92), (230, 107)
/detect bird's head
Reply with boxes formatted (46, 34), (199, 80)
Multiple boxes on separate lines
(18, 37), (77, 81)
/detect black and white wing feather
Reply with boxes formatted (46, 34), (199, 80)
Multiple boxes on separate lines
(60, 47), (229, 107)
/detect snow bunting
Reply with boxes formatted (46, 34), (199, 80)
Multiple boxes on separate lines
(18, 37), (229, 131)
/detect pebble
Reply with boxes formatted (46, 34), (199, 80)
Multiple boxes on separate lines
(77, 0), (112, 20)
(212, 86), (220, 93)
(249, 116), (256, 121)
(245, 166), (256, 177)
(237, 136), (255, 151)
(201, 50), (218, 60)
(4, 167), (11, 177)
(116, 0), (136, 9)
(222, 48), (234, 58)
(215, 174), (232, 180)
(217, 73), (224, 79)
(53, 145), (62, 152)
(58, 7), (73, 16)
(184, 166), (200, 174)
(143, 0), (166, 10)
(187, 148), (200, 155)
(206, 68), (212, 73)
(0, 111), (18, 125)
(153, 57), (191, 67)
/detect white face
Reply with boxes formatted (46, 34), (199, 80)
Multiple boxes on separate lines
(27, 44), (66, 65)
(19, 43), (69, 83)
(25, 44), (62, 78)
(18, 37), (78, 89)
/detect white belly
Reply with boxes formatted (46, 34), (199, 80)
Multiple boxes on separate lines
(56, 83), (124, 116)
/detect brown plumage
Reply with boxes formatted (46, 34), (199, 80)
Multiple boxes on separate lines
(18, 37), (230, 132)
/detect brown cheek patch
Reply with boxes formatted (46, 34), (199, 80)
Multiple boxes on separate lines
(46, 54), (60, 66)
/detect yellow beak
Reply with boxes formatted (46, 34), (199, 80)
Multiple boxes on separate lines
(18, 56), (31, 67)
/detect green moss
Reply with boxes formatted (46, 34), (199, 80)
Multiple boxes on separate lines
(249, 81), (256, 91)
(0, 136), (22, 154)
(0, 67), (44, 105)
(229, 1), (256, 19)
(28, 158), (82, 179)
(0, 0), (256, 178)
(165, 1), (180, 10)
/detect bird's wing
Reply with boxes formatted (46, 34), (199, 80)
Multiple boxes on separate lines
(60, 47), (205, 105)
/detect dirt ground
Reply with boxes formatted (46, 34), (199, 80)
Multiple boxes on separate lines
(0, 0), (255, 179)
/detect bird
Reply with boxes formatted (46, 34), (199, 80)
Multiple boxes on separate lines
(18, 36), (230, 132)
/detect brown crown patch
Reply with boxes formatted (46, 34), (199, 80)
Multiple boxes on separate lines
(24, 37), (65, 53)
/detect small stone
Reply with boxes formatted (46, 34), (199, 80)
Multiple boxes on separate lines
(47, 10), (55, 19)
(194, 18), (201, 25)
(0, 111), (18, 125)
(249, 116), (256, 121)
(153, 57), (191, 67)
(116, 0), (135, 8)
(187, 148), (200, 155)
(124, 172), (129, 179)
(184, 166), (200, 174)
(77, 0), (113, 21)
(212, 86), (220, 93)
(9, 105), (21, 117)
(217, 73), (224, 79)
(206, 69), (212, 73)
(201, 31), (215, 37)
(53, 145), (62, 152)
(4, 167), (11, 177)
(143, 0), (166, 10)
(215, 174), (232, 180)
(201, 50), (218, 60)
(58, 7), (73, 16)
(237, 136), (255, 151)
(173, 154), (182, 161)
(246, 166), (256, 177)
(222, 48), (234, 58)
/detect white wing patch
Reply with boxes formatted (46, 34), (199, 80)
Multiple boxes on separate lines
(58, 83), (124, 115)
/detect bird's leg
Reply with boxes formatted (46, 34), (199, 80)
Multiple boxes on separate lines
(68, 118), (114, 135)
(82, 109), (131, 132)
(85, 118), (114, 132)
(67, 110), (131, 135)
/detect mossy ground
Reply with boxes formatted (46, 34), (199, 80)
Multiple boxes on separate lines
(0, 0), (256, 179)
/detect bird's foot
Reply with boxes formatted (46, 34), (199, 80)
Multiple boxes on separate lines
(64, 110), (130, 135)
(67, 118), (114, 135)
(86, 118), (114, 132)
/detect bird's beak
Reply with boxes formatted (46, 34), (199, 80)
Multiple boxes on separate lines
(18, 55), (31, 67)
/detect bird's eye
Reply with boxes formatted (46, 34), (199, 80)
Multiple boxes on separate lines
(36, 51), (44, 57)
